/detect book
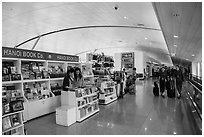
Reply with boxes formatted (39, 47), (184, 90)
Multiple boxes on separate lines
(2, 116), (12, 130)
(11, 114), (21, 126)
(4, 103), (11, 114)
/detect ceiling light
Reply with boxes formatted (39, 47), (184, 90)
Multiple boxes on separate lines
(145, 37), (148, 40)
(174, 45), (177, 47)
(192, 54), (195, 57)
(173, 35), (178, 38)
(124, 16), (128, 19)
(173, 132), (177, 134)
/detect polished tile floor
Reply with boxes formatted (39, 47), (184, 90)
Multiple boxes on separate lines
(25, 79), (196, 135)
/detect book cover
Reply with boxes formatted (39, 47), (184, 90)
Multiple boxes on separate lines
(11, 114), (21, 126)
(2, 116), (12, 131)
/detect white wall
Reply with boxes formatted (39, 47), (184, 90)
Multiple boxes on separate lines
(189, 61), (203, 78)
(134, 51), (144, 74)
(114, 53), (122, 71)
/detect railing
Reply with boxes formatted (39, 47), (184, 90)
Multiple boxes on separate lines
(182, 81), (202, 134)
(190, 74), (202, 85)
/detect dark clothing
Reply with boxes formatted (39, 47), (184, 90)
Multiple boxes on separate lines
(62, 75), (74, 91)
(175, 69), (184, 95)
(153, 85), (159, 96)
(166, 77), (175, 98)
(159, 70), (166, 94)
(160, 79), (166, 94)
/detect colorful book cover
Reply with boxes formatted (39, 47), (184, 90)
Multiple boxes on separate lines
(11, 114), (21, 126)
(2, 116), (12, 130)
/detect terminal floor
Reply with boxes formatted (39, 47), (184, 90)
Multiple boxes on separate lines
(25, 79), (196, 135)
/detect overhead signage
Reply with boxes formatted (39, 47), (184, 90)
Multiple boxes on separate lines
(2, 47), (79, 62)
(121, 53), (133, 58)
(2, 47), (46, 60)
(46, 52), (79, 62)
(121, 52), (134, 70)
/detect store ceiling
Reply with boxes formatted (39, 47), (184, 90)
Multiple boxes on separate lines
(2, 2), (202, 65)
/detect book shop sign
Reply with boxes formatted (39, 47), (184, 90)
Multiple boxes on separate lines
(2, 47), (79, 62)
(2, 47), (46, 60)
(46, 53), (79, 62)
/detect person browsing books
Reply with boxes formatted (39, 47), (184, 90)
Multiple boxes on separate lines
(74, 67), (85, 88)
(62, 68), (75, 91)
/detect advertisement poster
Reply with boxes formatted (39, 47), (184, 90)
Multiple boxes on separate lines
(121, 52), (134, 72)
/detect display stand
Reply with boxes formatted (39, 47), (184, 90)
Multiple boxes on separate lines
(56, 106), (76, 126)
(61, 87), (99, 122)
(2, 111), (25, 135)
(99, 81), (117, 105)
(2, 47), (80, 121)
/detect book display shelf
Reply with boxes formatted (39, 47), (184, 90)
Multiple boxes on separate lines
(2, 47), (80, 122)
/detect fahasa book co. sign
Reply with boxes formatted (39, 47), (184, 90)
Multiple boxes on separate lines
(2, 47), (79, 62)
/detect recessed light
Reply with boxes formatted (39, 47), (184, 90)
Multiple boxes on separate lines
(174, 45), (177, 47)
(145, 37), (148, 40)
(174, 35), (178, 38)
(124, 16), (128, 19)
(192, 54), (195, 57)
(173, 132), (177, 134)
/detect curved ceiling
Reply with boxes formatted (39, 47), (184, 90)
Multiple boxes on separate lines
(153, 2), (202, 63)
(2, 2), (173, 65)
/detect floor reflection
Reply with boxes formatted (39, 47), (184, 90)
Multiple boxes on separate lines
(25, 79), (197, 135)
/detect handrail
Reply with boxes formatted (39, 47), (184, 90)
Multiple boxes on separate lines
(188, 81), (202, 94)
(185, 90), (202, 120)
(191, 74), (202, 79)
(184, 81), (202, 120)
(190, 79), (202, 87)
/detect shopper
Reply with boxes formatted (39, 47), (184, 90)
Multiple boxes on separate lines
(132, 67), (137, 81)
(62, 68), (75, 91)
(74, 67), (85, 88)
(175, 66), (184, 99)
(127, 67), (137, 94)
(120, 68), (127, 97)
(159, 67), (166, 97)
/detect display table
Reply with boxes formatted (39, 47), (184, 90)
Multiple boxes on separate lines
(99, 81), (117, 105)
(60, 89), (99, 122)
(56, 105), (76, 126)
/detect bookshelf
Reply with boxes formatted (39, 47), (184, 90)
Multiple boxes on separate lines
(2, 47), (80, 122)
(99, 81), (117, 105)
(61, 86), (99, 122)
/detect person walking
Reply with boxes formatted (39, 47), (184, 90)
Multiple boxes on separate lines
(175, 66), (184, 99)
(159, 67), (166, 97)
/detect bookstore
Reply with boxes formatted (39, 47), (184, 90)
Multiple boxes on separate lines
(2, 2), (202, 135)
